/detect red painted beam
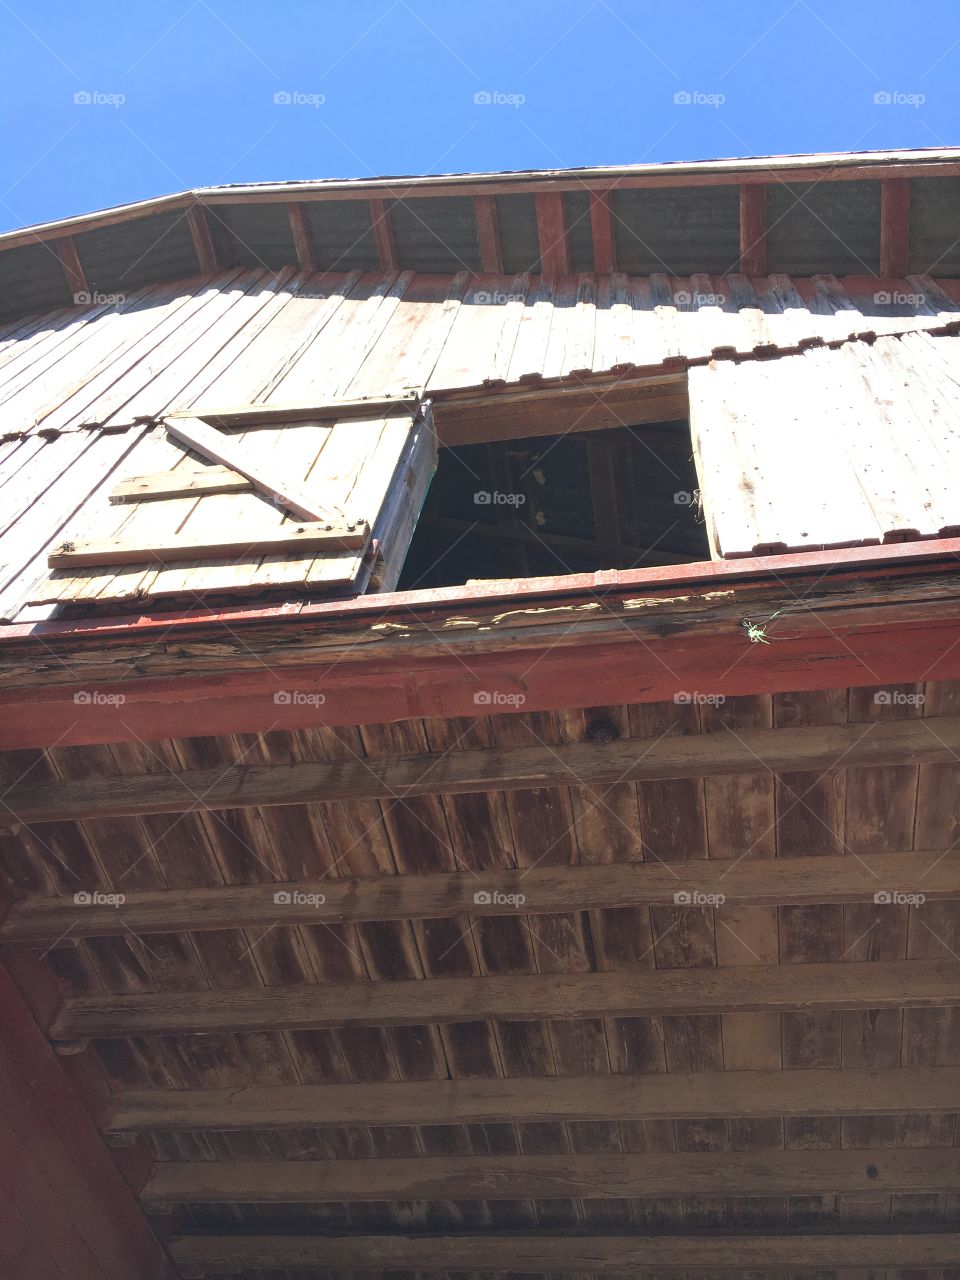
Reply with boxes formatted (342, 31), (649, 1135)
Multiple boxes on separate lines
(880, 178), (911, 278)
(589, 190), (616, 274)
(739, 184), (767, 275)
(535, 192), (570, 275)
(0, 960), (175, 1278)
(474, 194), (503, 273)
(369, 197), (398, 271)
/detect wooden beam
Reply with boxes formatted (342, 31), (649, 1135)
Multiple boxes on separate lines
(144, 1148), (960, 1205)
(8, 715), (960, 825)
(473, 194), (502, 272)
(50, 960), (960, 1039)
(587, 435), (621, 549)
(185, 206), (217, 275)
(589, 190), (616, 273)
(52, 235), (87, 301)
(880, 177), (912, 277)
(168, 1230), (960, 1273)
(109, 466), (253, 504)
(163, 416), (349, 522)
(285, 202), (316, 273)
(535, 192), (570, 275)
(104, 1065), (960, 1133)
(7, 850), (956, 946)
(739, 183), (767, 275)
(369, 197), (398, 270)
(48, 521), (368, 569)
(166, 394), (420, 428)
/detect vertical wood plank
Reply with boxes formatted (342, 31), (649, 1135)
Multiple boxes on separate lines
(287, 203), (317, 273)
(535, 193), (570, 276)
(370, 198), (399, 271)
(589, 191), (616, 275)
(739, 185), (767, 276)
(186, 206), (217, 275)
(880, 178), (911, 279)
(52, 236), (88, 301)
(474, 195), (503, 273)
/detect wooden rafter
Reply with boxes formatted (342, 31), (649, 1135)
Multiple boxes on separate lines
(8, 715), (960, 824)
(51, 960), (960, 1039)
(535, 191), (570, 275)
(5, 849), (956, 945)
(880, 177), (911, 277)
(104, 1065), (960, 1132)
(144, 1147), (960, 1203)
(285, 201), (316, 272)
(169, 1231), (960, 1272)
(473, 194), (502, 272)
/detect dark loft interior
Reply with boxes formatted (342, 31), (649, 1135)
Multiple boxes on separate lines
(399, 421), (710, 589)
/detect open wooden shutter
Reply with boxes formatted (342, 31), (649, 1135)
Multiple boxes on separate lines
(30, 400), (436, 609)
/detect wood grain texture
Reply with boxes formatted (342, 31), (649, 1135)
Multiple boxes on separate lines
(8, 715), (960, 823)
(51, 959), (960, 1038)
(104, 1065), (960, 1131)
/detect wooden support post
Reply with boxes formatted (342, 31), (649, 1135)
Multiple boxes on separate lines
(880, 177), (911, 278)
(589, 190), (616, 274)
(369, 197), (398, 270)
(52, 236), (88, 301)
(186, 206), (217, 275)
(286, 202), (317, 273)
(535, 192), (570, 275)
(474, 194), (503, 272)
(739, 184), (767, 275)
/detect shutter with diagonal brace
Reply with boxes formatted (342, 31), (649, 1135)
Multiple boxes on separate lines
(29, 401), (436, 609)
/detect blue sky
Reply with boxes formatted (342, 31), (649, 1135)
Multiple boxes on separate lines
(1, 0), (957, 231)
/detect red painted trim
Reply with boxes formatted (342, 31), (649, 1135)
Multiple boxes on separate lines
(535, 192), (570, 275)
(3, 537), (960, 647)
(880, 178), (911, 278)
(474, 194), (503, 273)
(589, 191), (616, 274)
(0, 959), (175, 1278)
(739, 184), (767, 276)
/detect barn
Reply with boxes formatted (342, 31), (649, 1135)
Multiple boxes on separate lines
(2, 147), (960, 1277)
